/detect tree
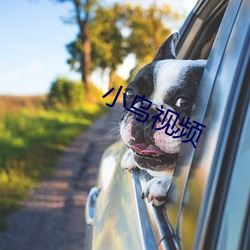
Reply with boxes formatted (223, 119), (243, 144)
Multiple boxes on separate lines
(66, 3), (174, 89)
(67, 4), (127, 90)
(54, 0), (98, 97)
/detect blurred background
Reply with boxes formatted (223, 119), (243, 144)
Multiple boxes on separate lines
(0, 0), (196, 232)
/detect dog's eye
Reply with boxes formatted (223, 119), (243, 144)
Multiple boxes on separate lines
(175, 97), (192, 108)
(126, 89), (135, 99)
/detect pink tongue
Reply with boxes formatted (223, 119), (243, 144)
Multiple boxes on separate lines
(130, 143), (164, 156)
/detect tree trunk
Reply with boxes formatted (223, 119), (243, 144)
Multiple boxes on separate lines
(81, 21), (91, 98)
(73, 0), (92, 98)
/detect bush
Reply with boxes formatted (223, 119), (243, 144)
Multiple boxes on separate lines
(48, 77), (85, 108)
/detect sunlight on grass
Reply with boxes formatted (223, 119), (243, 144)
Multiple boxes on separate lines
(0, 96), (108, 230)
(0, 168), (35, 230)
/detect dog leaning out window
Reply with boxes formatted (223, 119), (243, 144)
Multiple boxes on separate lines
(120, 33), (206, 206)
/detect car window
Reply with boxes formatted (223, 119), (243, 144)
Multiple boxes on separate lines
(134, 1), (231, 248)
(121, 0), (249, 249)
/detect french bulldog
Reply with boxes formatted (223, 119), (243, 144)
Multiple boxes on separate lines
(120, 33), (206, 206)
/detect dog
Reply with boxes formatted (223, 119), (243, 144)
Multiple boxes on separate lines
(120, 33), (206, 206)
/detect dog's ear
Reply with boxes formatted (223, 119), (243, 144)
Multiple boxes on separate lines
(153, 32), (179, 61)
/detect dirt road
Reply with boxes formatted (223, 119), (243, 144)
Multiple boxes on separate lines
(0, 104), (122, 250)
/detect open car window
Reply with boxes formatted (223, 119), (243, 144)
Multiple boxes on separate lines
(138, 0), (230, 217)
(135, 1), (231, 247)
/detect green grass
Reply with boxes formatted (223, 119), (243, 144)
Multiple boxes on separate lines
(0, 97), (108, 230)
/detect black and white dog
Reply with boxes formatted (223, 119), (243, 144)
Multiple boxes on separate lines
(120, 33), (206, 206)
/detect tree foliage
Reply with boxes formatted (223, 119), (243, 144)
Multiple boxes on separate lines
(90, 4), (126, 72)
(125, 4), (172, 65)
(59, 2), (174, 92)
(66, 4), (127, 89)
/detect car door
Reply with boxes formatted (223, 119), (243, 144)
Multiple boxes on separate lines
(89, 0), (232, 249)
(85, 0), (250, 249)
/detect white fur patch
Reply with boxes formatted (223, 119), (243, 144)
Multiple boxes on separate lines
(120, 113), (135, 144)
(142, 175), (173, 206)
(152, 59), (206, 105)
(121, 149), (135, 171)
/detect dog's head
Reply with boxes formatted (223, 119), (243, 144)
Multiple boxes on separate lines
(120, 33), (206, 174)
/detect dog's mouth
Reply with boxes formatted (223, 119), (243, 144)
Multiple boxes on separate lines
(129, 143), (178, 171)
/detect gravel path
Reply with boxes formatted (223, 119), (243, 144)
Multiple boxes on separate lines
(0, 104), (122, 250)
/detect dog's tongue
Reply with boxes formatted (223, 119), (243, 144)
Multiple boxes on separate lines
(130, 143), (164, 155)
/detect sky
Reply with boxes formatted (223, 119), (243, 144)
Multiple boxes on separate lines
(0, 0), (197, 96)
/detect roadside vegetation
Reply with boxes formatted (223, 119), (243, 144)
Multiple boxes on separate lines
(0, 0), (179, 231)
(0, 81), (111, 230)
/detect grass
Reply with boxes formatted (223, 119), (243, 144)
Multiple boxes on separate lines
(0, 95), (109, 230)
